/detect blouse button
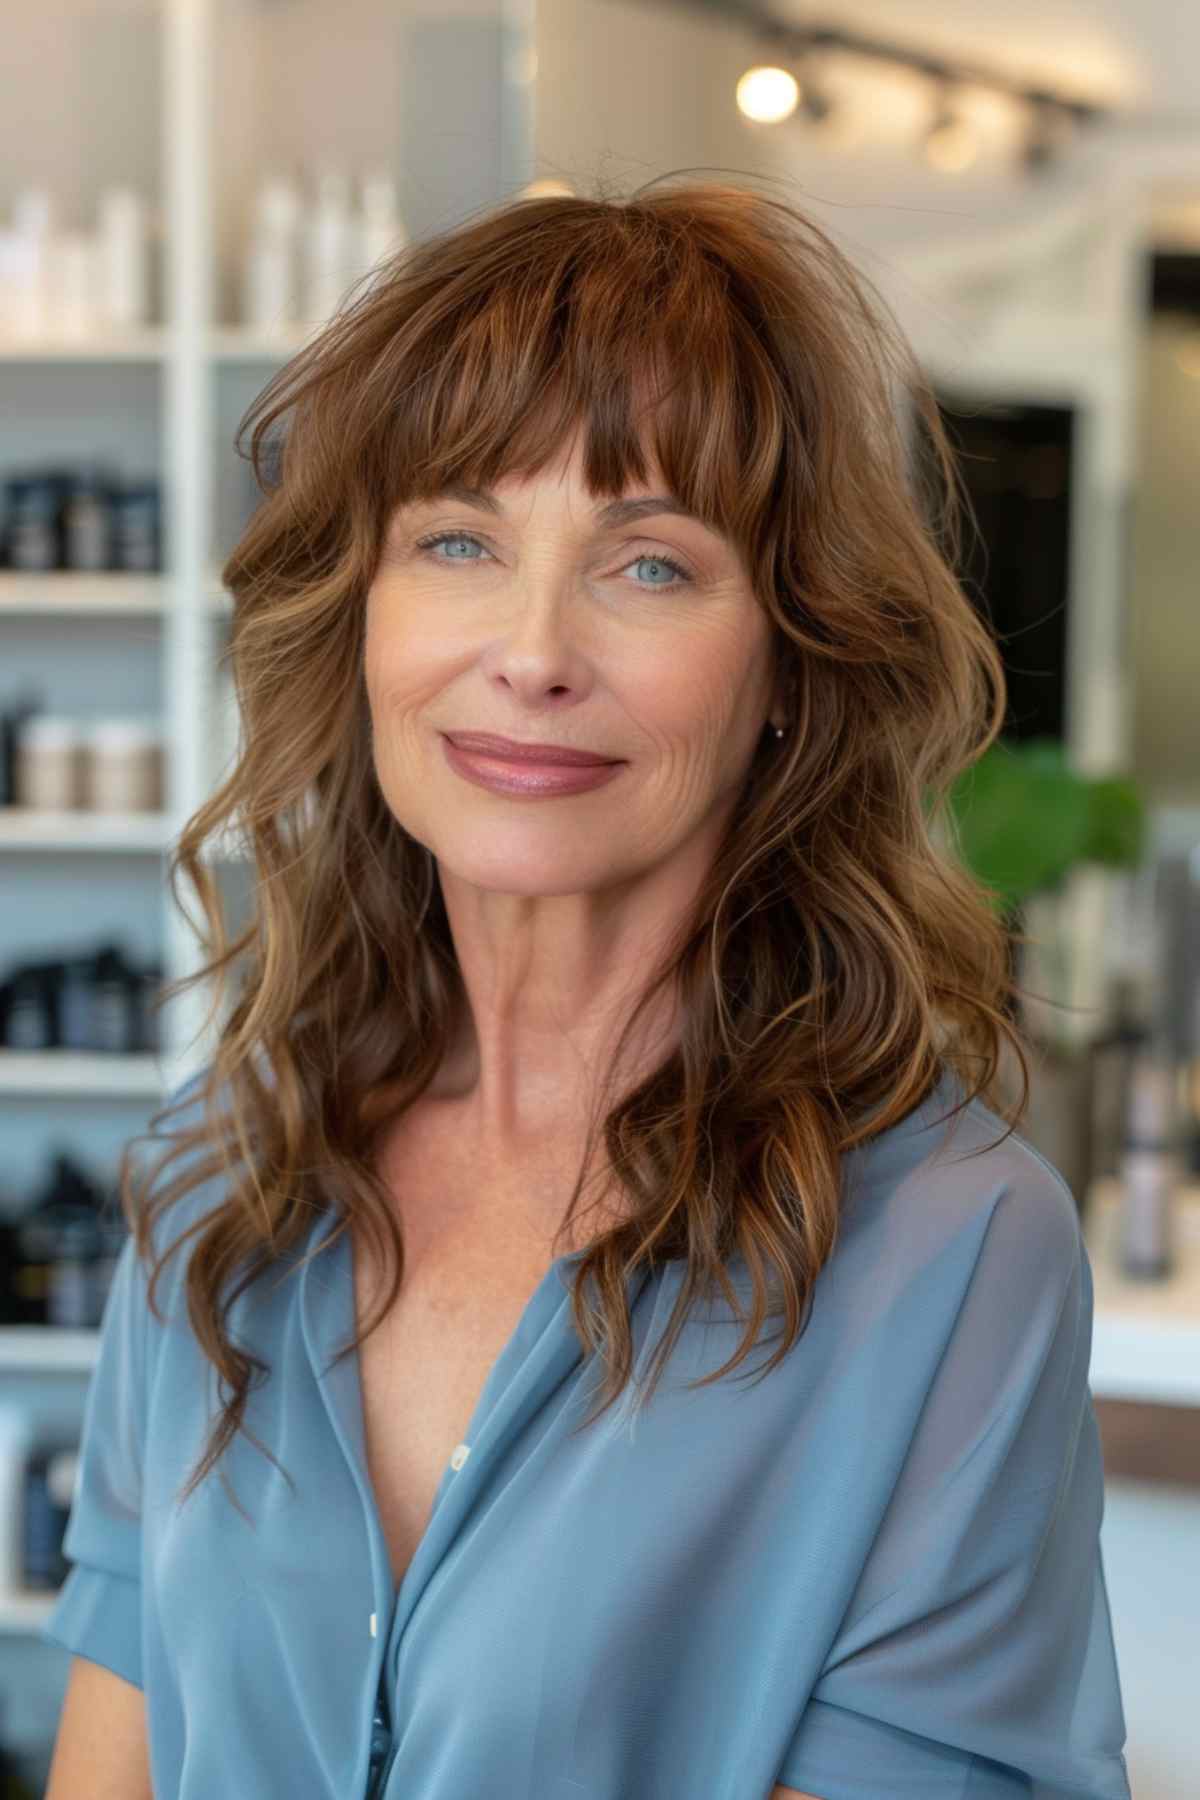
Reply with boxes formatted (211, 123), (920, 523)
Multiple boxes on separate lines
(450, 1443), (471, 1470)
(370, 1697), (391, 1765)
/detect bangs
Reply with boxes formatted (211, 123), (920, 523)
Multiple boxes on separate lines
(343, 200), (792, 562)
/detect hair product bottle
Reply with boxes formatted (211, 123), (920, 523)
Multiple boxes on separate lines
(1117, 1042), (1179, 1281)
(302, 163), (355, 326)
(96, 185), (149, 329)
(355, 168), (407, 297)
(243, 172), (301, 332)
(1090, 968), (1154, 1181)
(62, 463), (117, 570)
(7, 186), (54, 337)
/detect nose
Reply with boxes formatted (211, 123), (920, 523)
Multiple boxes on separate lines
(482, 583), (595, 708)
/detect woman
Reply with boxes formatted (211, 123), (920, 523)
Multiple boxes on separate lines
(44, 175), (1130, 1799)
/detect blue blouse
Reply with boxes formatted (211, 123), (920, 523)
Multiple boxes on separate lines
(42, 1065), (1131, 1798)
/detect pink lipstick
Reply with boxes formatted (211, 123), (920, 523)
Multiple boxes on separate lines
(440, 735), (624, 797)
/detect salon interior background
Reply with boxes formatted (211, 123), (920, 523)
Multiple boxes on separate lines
(1, 0), (1200, 1794)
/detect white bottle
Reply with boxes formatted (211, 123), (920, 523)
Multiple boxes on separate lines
(46, 230), (99, 339)
(301, 164), (355, 326)
(0, 228), (38, 337)
(355, 169), (407, 295)
(96, 185), (149, 329)
(243, 173), (301, 333)
(7, 185), (54, 336)
(1118, 1047), (1179, 1281)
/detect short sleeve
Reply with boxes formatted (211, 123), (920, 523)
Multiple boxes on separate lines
(40, 1225), (151, 1690)
(776, 1160), (1132, 1800)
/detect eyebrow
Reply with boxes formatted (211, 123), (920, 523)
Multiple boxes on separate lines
(418, 481), (713, 532)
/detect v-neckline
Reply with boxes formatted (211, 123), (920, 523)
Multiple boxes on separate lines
(300, 1208), (593, 1605)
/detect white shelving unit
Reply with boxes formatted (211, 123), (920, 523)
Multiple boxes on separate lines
(0, 10), (534, 1774)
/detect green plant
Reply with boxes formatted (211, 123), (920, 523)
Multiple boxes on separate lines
(941, 737), (1147, 1056)
(944, 736), (1146, 918)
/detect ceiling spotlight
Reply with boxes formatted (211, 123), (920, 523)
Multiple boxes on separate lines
(923, 85), (980, 173)
(736, 65), (800, 125)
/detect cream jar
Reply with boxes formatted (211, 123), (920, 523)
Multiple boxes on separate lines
(13, 715), (84, 809)
(82, 718), (164, 812)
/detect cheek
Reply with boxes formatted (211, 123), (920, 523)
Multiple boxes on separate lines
(365, 577), (476, 698)
(362, 593), (394, 703)
(364, 605), (437, 719)
(634, 639), (762, 753)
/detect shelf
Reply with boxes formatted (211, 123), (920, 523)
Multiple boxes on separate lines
(0, 572), (230, 612)
(208, 325), (317, 360)
(0, 808), (246, 863)
(0, 326), (317, 366)
(0, 1587), (57, 1634)
(0, 572), (167, 614)
(0, 330), (168, 363)
(0, 1328), (98, 1374)
(0, 807), (173, 851)
(0, 1051), (168, 1097)
(0, 810), (251, 865)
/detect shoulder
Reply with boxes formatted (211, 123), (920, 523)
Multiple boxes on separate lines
(837, 1071), (1083, 1305)
(940, 1081), (1083, 1280)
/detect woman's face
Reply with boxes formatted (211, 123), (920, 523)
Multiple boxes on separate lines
(364, 430), (782, 900)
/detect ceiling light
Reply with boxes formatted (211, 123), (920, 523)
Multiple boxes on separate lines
(736, 65), (799, 125)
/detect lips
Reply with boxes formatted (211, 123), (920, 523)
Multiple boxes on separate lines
(442, 732), (619, 767)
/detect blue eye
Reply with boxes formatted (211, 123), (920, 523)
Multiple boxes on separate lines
(416, 531), (486, 563)
(628, 552), (691, 587)
(413, 531), (693, 589)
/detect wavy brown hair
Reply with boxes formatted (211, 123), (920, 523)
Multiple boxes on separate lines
(126, 171), (1037, 1518)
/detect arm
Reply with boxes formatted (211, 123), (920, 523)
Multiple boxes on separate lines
(771, 1789), (822, 1798)
(45, 1655), (153, 1800)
